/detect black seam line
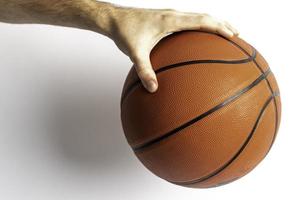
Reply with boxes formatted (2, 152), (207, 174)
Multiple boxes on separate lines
(221, 36), (280, 152)
(211, 93), (280, 188)
(266, 97), (279, 152)
(254, 61), (280, 148)
(170, 92), (279, 186)
(204, 92), (280, 188)
(133, 68), (272, 152)
(120, 47), (257, 105)
(252, 93), (280, 177)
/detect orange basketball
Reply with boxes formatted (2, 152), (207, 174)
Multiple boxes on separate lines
(120, 31), (281, 188)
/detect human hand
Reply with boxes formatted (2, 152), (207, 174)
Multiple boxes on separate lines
(104, 6), (239, 92)
(0, 0), (238, 93)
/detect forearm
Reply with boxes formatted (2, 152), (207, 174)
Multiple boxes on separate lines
(0, 0), (114, 36)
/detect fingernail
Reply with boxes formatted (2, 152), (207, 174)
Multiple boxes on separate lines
(145, 80), (158, 93)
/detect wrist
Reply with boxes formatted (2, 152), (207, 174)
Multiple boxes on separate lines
(89, 0), (116, 37)
(65, 0), (115, 37)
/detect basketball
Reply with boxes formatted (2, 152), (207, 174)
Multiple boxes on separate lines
(120, 31), (281, 188)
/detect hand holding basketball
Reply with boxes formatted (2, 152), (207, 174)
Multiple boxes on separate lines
(107, 6), (238, 92)
(121, 31), (281, 188)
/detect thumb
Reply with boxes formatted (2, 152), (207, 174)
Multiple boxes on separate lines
(133, 54), (158, 93)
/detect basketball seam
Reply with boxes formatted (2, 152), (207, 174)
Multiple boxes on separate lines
(217, 35), (279, 133)
(120, 46), (257, 105)
(133, 69), (272, 151)
(205, 96), (278, 188)
(222, 37), (280, 159)
(182, 98), (278, 187)
(175, 34), (280, 186)
(123, 32), (280, 186)
(170, 92), (279, 186)
(126, 32), (279, 153)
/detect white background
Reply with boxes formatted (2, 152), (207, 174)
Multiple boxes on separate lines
(0, 0), (298, 199)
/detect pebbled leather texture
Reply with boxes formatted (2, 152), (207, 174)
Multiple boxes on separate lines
(120, 31), (281, 188)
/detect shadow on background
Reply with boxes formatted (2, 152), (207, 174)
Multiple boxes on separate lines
(45, 66), (137, 174)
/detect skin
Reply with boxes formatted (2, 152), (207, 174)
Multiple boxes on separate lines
(0, 0), (238, 92)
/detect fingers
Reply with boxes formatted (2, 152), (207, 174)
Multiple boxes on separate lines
(164, 11), (238, 38)
(132, 54), (158, 93)
(212, 22), (235, 38)
(224, 21), (239, 35)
